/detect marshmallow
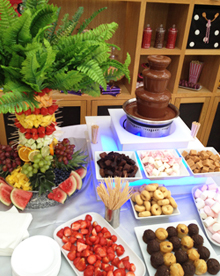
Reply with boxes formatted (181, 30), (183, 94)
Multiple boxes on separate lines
(200, 190), (209, 200)
(195, 198), (203, 203)
(152, 168), (159, 176)
(204, 205), (215, 217)
(217, 213), (220, 224)
(194, 189), (202, 198)
(196, 200), (205, 210)
(214, 193), (220, 203)
(212, 223), (220, 232)
(204, 198), (215, 207)
(207, 225), (215, 234)
(154, 160), (163, 169)
(201, 185), (208, 192)
(212, 232), (220, 244)
(203, 216), (216, 227)
(207, 190), (216, 199)
(208, 183), (218, 190)
(211, 202), (220, 214)
(199, 208), (207, 220)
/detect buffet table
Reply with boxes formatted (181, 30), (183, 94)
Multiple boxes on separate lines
(0, 124), (220, 276)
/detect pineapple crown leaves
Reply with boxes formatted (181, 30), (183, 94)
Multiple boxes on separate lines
(54, 150), (88, 170)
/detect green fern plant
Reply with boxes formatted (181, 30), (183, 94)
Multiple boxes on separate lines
(0, 0), (130, 114)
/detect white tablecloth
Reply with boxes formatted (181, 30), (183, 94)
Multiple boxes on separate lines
(0, 124), (220, 276)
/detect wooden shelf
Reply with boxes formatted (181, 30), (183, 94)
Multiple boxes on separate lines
(185, 49), (220, 55)
(177, 86), (212, 95)
(140, 47), (181, 55)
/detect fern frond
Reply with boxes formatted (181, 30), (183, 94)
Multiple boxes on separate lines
(0, 0), (17, 32)
(22, 0), (49, 14)
(45, 7), (61, 42)
(77, 7), (107, 34)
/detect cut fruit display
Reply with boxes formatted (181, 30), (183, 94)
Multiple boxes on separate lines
(0, 183), (13, 206)
(10, 188), (33, 210)
(75, 167), (87, 179)
(48, 187), (67, 204)
(59, 176), (77, 196)
(70, 171), (83, 190)
(18, 146), (32, 162)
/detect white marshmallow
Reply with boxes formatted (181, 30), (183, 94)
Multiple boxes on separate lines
(203, 216), (217, 228)
(152, 168), (159, 176)
(212, 202), (220, 214)
(205, 198), (215, 207)
(148, 157), (155, 164)
(194, 188), (202, 198)
(158, 165), (165, 172)
(195, 198), (203, 203)
(165, 168), (173, 175)
(212, 223), (220, 232)
(164, 163), (170, 169)
(154, 160), (163, 169)
(217, 213), (220, 224)
(199, 208), (208, 220)
(214, 193), (220, 203)
(207, 190), (216, 199)
(196, 200), (205, 210)
(200, 190), (209, 200)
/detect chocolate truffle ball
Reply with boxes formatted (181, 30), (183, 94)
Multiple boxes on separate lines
(143, 229), (156, 244)
(192, 234), (204, 248)
(197, 245), (210, 261)
(175, 249), (188, 264)
(182, 261), (196, 276)
(207, 258), (220, 275)
(169, 236), (181, 250)
(167, 226), (178, 239)
(147, 239), (160, 255)
(150, 251), (164, 269)
(155, 265), (169, 276)
(188, 223), (199, 237)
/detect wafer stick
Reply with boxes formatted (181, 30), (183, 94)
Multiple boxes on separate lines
(191, 121), (201, 138)
(91, 125), (99, 144)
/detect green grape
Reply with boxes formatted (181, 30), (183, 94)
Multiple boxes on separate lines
(33, 155), (39, 162)
(28, 172), (33, 177)
(33, 169), (38, 174)
(39, 161), (44, 167)
(33, 163), (39, 169)
(23, 163), (29, 169)
(45, 165), (49, 171)
(22, 170), (28, 176)
(45, 156), (51, 161)
(34, 159), (40, 164)
(27, 166), (33, 172)
(40, 168), (46, 173)
(36, 153), (42, 159)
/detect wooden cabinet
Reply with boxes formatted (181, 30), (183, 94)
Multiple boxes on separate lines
(1, 0), (220, 149)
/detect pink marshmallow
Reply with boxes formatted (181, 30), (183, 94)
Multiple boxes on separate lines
(194, 188), (202, 198)
(205, 198), (215, 207)
(212, 232), (220, 244)
(204, 205), (216, 217)
(208, 183), (218, 190)
(207, 225), (215, 234)
(201, 185), (208, 192)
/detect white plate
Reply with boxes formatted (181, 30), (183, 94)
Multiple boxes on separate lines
(95, 151), (142, 182)
(137, 149), (190, 180)
(177, 147), (220, 177)
(192, 184), (220, 247)
(135, 220), (219, 276)
(130, 198), (180, 220)
(179, 84), (202, 91)
(53, 212), (146, 276)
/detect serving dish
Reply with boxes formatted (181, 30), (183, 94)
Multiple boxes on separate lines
(179, 84), (202, 91)
(137, 149), (190, 180)
(53, 212), (146, 276)
(177, 147), (220, 178)
(134, 220), (219, 276)
(192, 184), (220, 247)
(95, 151), (142, 182)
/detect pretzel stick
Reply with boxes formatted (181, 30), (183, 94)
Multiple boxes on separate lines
(91, 125), (99, 144)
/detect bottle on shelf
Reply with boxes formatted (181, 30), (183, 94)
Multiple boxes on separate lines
(154, 24), (165, 49)
(166, 25), (178, 49)
(142, 24), (152, 49)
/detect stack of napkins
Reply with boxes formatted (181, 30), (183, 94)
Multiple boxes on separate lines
(0, 206), (33, 256)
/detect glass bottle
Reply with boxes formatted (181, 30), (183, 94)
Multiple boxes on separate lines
(154, 24), (165, 49)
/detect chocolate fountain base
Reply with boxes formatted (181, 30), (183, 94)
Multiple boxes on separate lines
(123, 98), (179, 138)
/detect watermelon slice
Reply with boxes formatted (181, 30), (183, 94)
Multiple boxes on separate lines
(0, 177), (8, 185)
(59, 176), (77, 196)
(47, 187), (67, 204)
(70, 171), (82, 190)
(75, 167), (87, 179)
(0, 183), (13, 206)
(10, 188), (33, 210)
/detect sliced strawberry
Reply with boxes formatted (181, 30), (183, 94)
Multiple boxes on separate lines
(101, 227), (108, 234)
(25, 132), (32, 139)
(100, 237), (107, 246)
(38, 132), (46, 138)
(73, 257), (80, 266)
(102, 256), (110, 264)
(107, 271), (114, 276)
(78, 238), (86, 244)
(33, 108), (40, 115)
(74, 233), (84, 239)
(71, 222), (81, 231)
(90, 236), (98, 244)
(69, 236), (77, 244)
(117, 260), (125, 269)
(116, 245), (125, 257)
(87, 254), (97, 265)
(86, 220), (91, 227)
(98, 232), (103, 238)
(75, 257), (86, 272)
(81, 229), (89, 235)
(113, 269), (126, 276)
(101, 263), (110, 271)
(31, 128), (38, 135)
(86, 236), (93, 246)
(129, 264), (136, 272)
(107, 247), (115, 254)
(84, 266), (94, 276)
(62, 235), (69, 243)
(76, 252), (81, 257)
(70, 244), (77, 251)
(62, 241), (72, 251)
(94, 236), (100, 245)
(88, 225), (93, 236)
(111, 257), (120, 267)
(94, 259), (102, 268)
(19, 126), (26, 133)
(67, 250), (76, 261)
(107, 252), (115, 262)
(94, 244), (101, 251)
(105, 265), (114, 272)
(77, 241), (87, 252)
(94, 267), (104, 276)
(81, 248), (91, 258)
(14, 121), (21, 128)
(80, 220), (87, 229)
(111, 235), (117, 243)
(92, 228), (97, 236)
(103, 231), (111, 239)
(125, 273), (135, 276)
(95, 247), (107, 258)
(92, 221), (98, 227)
(95, 225), (102, 233)
(38, 126), (45, 133)
(64, 227), (72, 237)
(121, 256), (129, 262)
(106, 239), (113, 247)
(85, 214), (92, 221)
(123, 260), (131, 271)
(111, 244), (117, 251)
(56, 228), (64, 239)
(32, 133), (39, 140)
(26, 128), (31, 133)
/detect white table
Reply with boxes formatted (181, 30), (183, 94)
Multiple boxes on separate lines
(0, 124), (220, 276)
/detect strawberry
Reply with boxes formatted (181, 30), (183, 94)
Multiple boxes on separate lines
(98, 232), (103, 238)
(67, 250), (76, 261)
(31, 128), (38, 135)
(85, 214), (92, 221)
(117, 260), (125, 269)
(20, 126), (26, 133)
(77, 238), (86, 244)
(106, 239), (113, 247)
(38, 132), (46, 138)
(33, 108), (40, 115)
(105, 265), (114, 272)
(95, 225), (102, 233)
(73, 257), (80, 266)
(102, 227), (108, 234)
(25, 132), (31, 139)
(69, 236), (77, 244)
(101, 263), (110, 271)
(81, 229), (89, 235)
(53, 104), (59, 112)
(16, 111), (23, 115)
(70, 244), (77, 251)
(103, 231), (111, 239)
(40, 107), (48, 115)
(14, 121), (21, 128)
(94, 259), (102, 268)
(74, 233), (83, 239)
(62, 241), (72, 251)
(26, 128), (31, 133)
(56, 228), (64, 239)
(24, 108), (32, 116)
(81, 249), (91, 258)
(116, 245), (125, 257)
(94, 267), (104, 276)
(62, 235), (69, 243)
(77, 241), (87, 252)
(80, 220), (87, 229)
(111, 244), (117, 251)
(111, 257), (120, 267)
(111, 235), (117, 243)
(125, 273), (135, 276)
(129, 264), (136, 272)
(37, 126), (45, 133)
(100, 237), (107, 246)
(107, 272), (114, 276)
(95, 247), (107, 258)
(123, 260), (130, 271)
(63, 227), (72, 236)
(47, 106), (54, 115)
(92, 221), (98, 227)
(113, 269), (126, 276)
(102, 256), (110, 264)
(74, 257), (86, 272)
(92, 228), (97, 236)
(46, 130), (54, 136)
(107, 252), (115, 262)
(84, 267), (94, 276)
(121, 256), (129, 262)
(86, 220), (91, 227)
(87, 254), (97, 265)
(32, 133), (39, 140)
(89, 236), (98, 244)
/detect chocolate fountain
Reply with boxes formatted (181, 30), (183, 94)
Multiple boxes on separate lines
(123, 55), (179, 137)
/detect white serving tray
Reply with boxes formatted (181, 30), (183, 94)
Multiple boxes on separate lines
(53, 212), (146, 276)
(135, 220), (219, 276)
(178, 147), (220, 178)
(137, 149), (190, 180)
(95, 151), (142, 182)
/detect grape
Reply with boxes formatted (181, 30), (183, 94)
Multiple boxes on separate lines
(36, 153), (42, 159)
(16, 160), (21, 166)
(33, 163), (39, 169)
(5, 152), (10, 157)
(58, 157), (62, 163)
(27, 166), (33, 172)
(40, 168), (46, 173)
(22, 169), (28, 175)
(45, 165), (49, 171)
(6, 163), (11, 169)
(2, 165), (7, 172)
(5, 158), (11, 164)
(45, 156), (51, 161)
(39, 161), (44, 167)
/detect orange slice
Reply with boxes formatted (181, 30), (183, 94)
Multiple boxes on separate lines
(49, 143), (54, 156)
(18, 146), (32, 162)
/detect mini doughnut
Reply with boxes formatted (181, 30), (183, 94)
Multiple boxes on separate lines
(151, 200), (157, 205)
(158, 187), (169, 198)
(169, 197), (178, 209)
(139, 184), (147, 192)
(131, 191), (139, 202)
(141, 190), (151, 201)
(155, 228), (168, 241)
(157, 199), (170, 206)
(139, 211), (151, 217)
(149, 191), (154, 198)
(160, 241), (173, 253)
(154, 190), (164, 200)
(135, 194), (143, 205)
(151, 183), (159, 189)
(165, 190), (172, 198)
(144, 200), (151, 211)
(146, 184), (157, 192)
(162, 204), (174, 215)
(134, 204), (145, 212)
(151, 204), (162, 216)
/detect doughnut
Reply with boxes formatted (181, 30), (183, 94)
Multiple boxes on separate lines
(162, 205), (173, 215)
(151, 183), (159, 189)
(149, 191), (154, 198)
(139, 184), (147, 192)
(134, 204), (145, 212)
(169, 197), (178, 208)
(160, 241), (173, 253)
(141, 190), (151, 201)
(139, 211), (151, 217)
(165, 190), (172, 198)
(151, 204), (162, 216)
(151, 200), (157, 205)
(157, 199), (170, 206)
(144, 200), (151, 211)
(131, 191), (139, 202)
(158, 187), (169, 198)
(146, 184), (157, 192)
(155, 228), (168, 241)
(135, 194), (143, 205)
(154, 190), (164, 200)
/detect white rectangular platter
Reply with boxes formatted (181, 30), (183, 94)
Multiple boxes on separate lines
(134, 220), (219, 276)
(95, 151), (142, 182)
(53, 212), (146, 276)
(178, 147), (220, 178)
(137, 149), (190, 180)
